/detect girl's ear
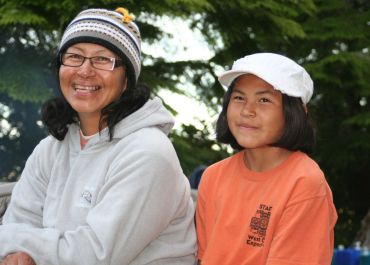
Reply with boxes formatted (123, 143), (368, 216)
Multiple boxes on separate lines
(303, 104), (308, 114)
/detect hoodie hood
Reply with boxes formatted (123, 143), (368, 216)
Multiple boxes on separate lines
(112, 97), (174, 139)
(67, 97), (174, 149)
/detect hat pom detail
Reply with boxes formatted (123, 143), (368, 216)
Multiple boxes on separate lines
(115, 7), (134, 23)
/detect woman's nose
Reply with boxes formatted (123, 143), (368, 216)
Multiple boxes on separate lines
(77, 59), (95, 77)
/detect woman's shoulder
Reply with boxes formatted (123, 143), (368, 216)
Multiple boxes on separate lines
(109, 127), (182, 175)
(33, 134), (64, 153)
(114, 126), (175, 155)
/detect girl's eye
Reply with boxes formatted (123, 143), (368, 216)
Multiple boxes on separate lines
(259, 97), (271, 103)
(232, 95), (244, 101)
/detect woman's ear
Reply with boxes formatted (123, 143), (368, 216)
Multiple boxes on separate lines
(121, 75), (128, 94)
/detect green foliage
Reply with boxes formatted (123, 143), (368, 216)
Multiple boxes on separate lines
(0, 43), (53, 102)
(0, 1), (48, 26)
(170, 120), (229, 176)
(285, 0), (370, 244)
(307, 52), (370, 245)
(0, 94), (48, 181)
(0, 28), (54, 102)
(345, 112), (370, 127)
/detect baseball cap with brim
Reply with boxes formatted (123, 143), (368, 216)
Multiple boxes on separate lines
(218, 53), (313, 104)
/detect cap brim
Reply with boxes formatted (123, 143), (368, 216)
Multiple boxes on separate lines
(218, 70), (258, 88)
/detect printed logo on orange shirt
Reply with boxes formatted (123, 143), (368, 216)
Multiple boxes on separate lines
(246, 204), (272, 247)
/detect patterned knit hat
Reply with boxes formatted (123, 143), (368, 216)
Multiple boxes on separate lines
(58, 7), (141, 85)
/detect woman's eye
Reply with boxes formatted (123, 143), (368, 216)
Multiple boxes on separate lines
(68, 54), (83, 60)
(94, 56), (111, 63)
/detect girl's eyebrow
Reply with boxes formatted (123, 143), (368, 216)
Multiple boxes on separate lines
(232, 88), (245, 94)
(255, 89), (275, 95)
(232, 87), (275, 95)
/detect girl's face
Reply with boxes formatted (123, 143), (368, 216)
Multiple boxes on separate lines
(59, 43), (127, 122)
(227, 74), (285, 149)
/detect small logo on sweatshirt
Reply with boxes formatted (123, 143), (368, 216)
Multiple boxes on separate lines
(246, 204), (272, 247)
(77, 186), (96, 207)
(82, 190), (92, 203)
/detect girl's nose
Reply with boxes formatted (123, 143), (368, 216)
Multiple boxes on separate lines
(240, 101), (256, 117)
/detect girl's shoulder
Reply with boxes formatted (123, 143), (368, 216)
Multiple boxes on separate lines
(206, 151), (243, 172)
(286, 152), (324, 178)
(200, 152), (243, 186)
(281, 152), (330, 199)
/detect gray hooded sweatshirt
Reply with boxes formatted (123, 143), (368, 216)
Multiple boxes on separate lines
(0, 98), (197, 265)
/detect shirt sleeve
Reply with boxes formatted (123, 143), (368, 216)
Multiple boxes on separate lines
(2, 142), (48, 227)
(0, 146), (194, 265)
(266, 184), (337, 265)
(195, 168), (211, 261)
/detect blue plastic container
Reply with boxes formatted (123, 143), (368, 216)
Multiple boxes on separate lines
(333, 243), (364, 265)
(360, 247), (370, 265)
(333, 245), (352, 265)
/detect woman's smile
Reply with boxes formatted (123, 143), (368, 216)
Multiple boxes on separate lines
(73, 83), (101, 92)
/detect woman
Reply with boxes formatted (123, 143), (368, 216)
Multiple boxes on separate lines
(0, 7), (196, 265)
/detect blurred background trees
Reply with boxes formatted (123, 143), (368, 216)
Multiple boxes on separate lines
(0, 0), (369, 246)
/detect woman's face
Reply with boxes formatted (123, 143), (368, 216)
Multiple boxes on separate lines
(59, 43), (127, 122)
(226, 74), (285, 149)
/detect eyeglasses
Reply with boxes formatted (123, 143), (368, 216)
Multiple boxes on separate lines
(60, 53), (124, 71)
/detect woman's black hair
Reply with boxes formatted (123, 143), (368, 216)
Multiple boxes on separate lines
(42, 54), (150, 141)
(216, 81), (316, 154)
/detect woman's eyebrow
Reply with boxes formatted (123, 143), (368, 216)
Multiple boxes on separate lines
(67, 47), (113, 55)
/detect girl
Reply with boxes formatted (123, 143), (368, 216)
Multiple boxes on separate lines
(196, 53), (337, 265)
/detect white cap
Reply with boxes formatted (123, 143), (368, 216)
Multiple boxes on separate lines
(218, 53), (313, 104)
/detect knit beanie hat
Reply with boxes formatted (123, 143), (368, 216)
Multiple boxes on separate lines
(58, 7), (141, 85)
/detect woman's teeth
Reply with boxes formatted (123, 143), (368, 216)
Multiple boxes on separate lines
(74, 85), (101, 91)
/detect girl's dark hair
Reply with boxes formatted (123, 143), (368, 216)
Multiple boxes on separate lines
(216, 83), (316, 154)
(42, 55), (150, 141)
